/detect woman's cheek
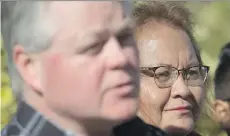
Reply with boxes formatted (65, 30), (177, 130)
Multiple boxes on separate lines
(189, 86), (205, 120)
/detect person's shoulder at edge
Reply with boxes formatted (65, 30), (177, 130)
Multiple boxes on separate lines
(114, 117), (168, 136)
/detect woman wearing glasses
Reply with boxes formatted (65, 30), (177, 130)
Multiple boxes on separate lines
(134, 2), (209, 136)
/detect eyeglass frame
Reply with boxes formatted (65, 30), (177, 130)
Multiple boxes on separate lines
(140, 65), (210, 88)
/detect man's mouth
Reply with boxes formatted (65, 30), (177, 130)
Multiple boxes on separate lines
(113, 81), (137, 97)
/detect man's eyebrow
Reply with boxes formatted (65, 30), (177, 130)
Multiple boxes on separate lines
(89, 28), (110, 41)
(77, 18), (134, 48)
(79, 28), (110, 44)
(72, 27), (110, 52)
(113, 18), (135, 36)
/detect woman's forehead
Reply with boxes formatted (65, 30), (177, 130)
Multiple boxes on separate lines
(137, 23), (198, 68)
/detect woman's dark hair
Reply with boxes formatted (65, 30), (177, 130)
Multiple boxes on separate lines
(214, 42), (230, 100)
(133, 1), (202, 65)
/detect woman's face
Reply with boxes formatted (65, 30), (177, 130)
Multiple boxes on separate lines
(136, 21), (205, 135)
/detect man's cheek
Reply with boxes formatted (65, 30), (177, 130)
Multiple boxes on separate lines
(87, 59), (106, 91)
(42, 54), (67, 88)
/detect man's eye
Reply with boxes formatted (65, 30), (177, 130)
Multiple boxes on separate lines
(87, 43), (104, 55)
(117, 33), (135, 47)
(77, 41), (105, 55)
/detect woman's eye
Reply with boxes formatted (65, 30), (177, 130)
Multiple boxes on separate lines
(157, 71), (170, 77)
(155, 71), (171, 81)
(188, 70), (198, 75)
(187, 70), (199, 79)
(141, 70), (155, 77)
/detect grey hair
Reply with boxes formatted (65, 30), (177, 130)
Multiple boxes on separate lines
(1, 1), (132, 101)
(1, 1), (56, 101)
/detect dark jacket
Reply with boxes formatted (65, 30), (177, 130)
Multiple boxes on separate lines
(187, 131), (201, 136)
(1, 101), (168, 136)
(114, 117), (168, 136)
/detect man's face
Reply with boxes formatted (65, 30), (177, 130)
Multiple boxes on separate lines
(214, 99), (230, 129)
(39, 1), (139, 123)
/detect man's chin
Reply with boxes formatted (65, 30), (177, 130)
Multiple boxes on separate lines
(103, 106), (138, 124)
(108, 109), (137, 122)
(116, 102), (138, 120)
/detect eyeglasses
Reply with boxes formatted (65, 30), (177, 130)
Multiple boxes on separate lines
(140, 65), (209, 88)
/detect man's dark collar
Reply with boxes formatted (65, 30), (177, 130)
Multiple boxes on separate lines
(2, 101), (168, 136)
(1, 101), (72, 136)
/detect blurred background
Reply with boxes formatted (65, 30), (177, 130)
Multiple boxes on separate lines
(1, 1), (230, 136)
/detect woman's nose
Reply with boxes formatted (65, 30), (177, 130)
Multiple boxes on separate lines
(171, 75), (192, 99)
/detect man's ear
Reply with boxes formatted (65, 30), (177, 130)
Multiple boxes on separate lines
(13, 45), (43, 95)
(214, 100), (230, 124)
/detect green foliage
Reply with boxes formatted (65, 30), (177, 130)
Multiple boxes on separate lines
(187, 2), (230, 136)
(1, 38), (17, 129)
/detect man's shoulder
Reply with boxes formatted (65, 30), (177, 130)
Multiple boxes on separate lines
(1, 120), (21, 136)
(1, 116), (70, 136)
(114, 117), (168, 136)
(1, 102), (69, 136)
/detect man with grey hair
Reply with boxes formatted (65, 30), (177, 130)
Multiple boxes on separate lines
(1, 1), (167, 136)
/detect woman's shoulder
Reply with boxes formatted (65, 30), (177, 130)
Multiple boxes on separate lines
(114, 117), (168, 136)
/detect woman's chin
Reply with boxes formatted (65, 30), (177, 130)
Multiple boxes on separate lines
(162, 120), (194, 136)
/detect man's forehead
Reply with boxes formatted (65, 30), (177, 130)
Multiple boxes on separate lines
(49, 1), (131, 16)
(48, 1), (133, 48)
(49, 1), (131, 28)
(120, 1), (132, 18)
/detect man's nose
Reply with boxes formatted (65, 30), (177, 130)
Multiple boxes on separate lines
(104, 37), (129, 69)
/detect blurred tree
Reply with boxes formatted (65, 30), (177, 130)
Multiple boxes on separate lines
(186, 1), (230, 136)
(1, 38), (17, 129)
